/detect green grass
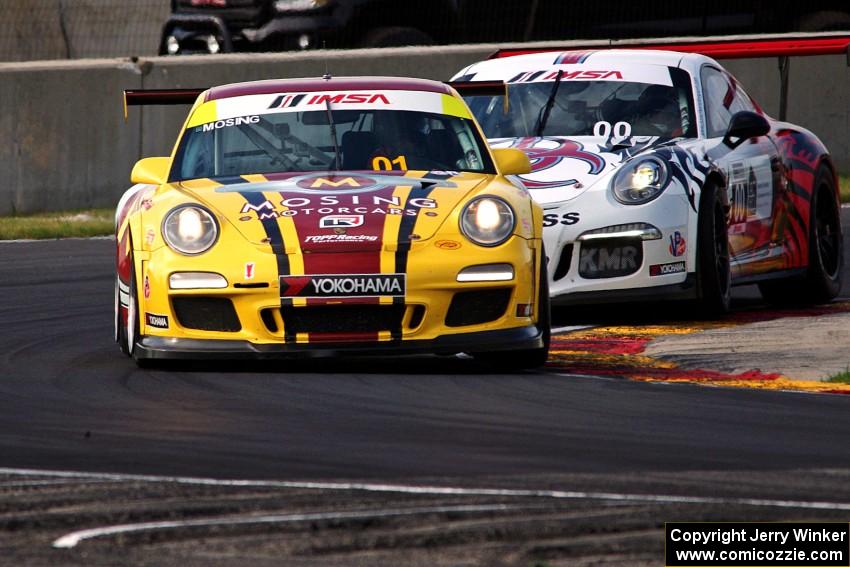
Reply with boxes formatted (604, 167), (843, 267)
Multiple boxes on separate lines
(826, 367), (850, 385)
(840, 175), (850, 204)
(0, 209), (113, 240)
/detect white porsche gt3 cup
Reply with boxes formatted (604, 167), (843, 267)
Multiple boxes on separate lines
(451, 41), (845, 315)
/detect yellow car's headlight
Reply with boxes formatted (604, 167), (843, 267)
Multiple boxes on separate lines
(612, 156), (669, 205)
(460, 196), (515, 247)
(162, 205), (219, 255)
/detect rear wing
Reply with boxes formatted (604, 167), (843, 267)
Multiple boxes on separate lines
(489, 32), (850, 60)
(123, 88), (205, 120)
(485, 32), (850, 121)
(122, 81), (509, 120)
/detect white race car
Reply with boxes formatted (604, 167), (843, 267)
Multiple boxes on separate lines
(451, 44), (843, 313)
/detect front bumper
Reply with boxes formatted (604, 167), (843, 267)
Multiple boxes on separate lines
(136, 325), (543, 360)
(134, 231), (543, 356)
(544, 190), (696, 303)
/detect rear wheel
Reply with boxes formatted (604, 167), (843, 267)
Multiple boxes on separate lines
(472, 250), (550, 370)
(694, 182), (731, 316)
(759, 164), (842, 304)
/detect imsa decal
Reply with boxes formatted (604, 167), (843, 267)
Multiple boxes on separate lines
(280, 274), (405, 299)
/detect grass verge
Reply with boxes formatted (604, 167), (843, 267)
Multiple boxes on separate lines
(840, 175), (850, 204)
(826, 367), (850, 385)
(0, 209), (113, 240)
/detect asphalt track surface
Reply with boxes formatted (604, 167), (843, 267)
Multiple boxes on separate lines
(0, 210), (848, 565)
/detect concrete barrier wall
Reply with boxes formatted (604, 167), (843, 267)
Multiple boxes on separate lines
(0, 43), (848, 215)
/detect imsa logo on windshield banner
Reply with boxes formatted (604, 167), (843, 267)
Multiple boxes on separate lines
(280, 274), (405, 299)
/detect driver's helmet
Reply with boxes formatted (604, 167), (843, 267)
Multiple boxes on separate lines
(372, 112), (429, 155)
(633, 85), (681, 131)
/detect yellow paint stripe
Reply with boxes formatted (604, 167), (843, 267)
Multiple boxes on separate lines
(186, 101), (218, 128)
(378, 330), (392, 342)
(441, 94), (471, 119)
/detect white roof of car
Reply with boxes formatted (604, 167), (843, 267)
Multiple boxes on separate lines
(457, 49), (714, 79)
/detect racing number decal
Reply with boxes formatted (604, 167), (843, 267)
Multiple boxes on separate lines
(593, 121), (632, 139)
(372, 155), (408, 171)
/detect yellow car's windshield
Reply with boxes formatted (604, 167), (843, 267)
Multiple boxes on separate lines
(171, 107), (495, 181)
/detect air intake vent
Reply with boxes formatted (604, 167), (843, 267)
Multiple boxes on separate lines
(445, 289), (511, 327)
(172, 297), (241, 332)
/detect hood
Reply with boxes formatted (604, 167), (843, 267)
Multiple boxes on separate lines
(178, 171), (487, 252)
(491, 135), (668, 205)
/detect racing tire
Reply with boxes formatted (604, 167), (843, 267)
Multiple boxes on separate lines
(472, 250), (551, 370)
(694, 182), (732, 316)
(758, 165), (843, 305)
(117, 246), (141, 359)
(359, 27), (434, 48)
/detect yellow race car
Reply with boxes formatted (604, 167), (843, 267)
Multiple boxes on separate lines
(115, 76), (549, 367)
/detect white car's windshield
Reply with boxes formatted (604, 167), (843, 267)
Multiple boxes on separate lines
(464, 67), (696, 140)
(171, 107), (494, 181)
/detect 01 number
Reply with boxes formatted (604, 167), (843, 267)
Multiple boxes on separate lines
(372, 155), (408, 170)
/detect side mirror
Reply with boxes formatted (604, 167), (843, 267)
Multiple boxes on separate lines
(492, 148), (531, 176)
(723, 111), (770, 149)
(131, 157), (170, 185)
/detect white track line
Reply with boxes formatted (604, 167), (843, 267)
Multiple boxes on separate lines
(53, 503), (520, 549)
(2, 466), (849, 518)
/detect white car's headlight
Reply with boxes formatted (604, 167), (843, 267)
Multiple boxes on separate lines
(612, 156), (669, 205)
(162, 205), (219, 255)
(460, 196), (516, 247)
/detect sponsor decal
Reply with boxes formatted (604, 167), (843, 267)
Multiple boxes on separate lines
(649, 261), (686, 276)
(141, 198), (153, 211)
(669, 231), (686, 257)
(244, 262), (255, 280)
(143, 275), (150, 299)
(297, 175), (374, 190)
(305, 93), (390, 105)
(145, 313), (169, 329)
(319, 214), (364, 229)
(201, 115), (260, 132)
(435, 240), (461, 250)
(238, 195), (437, 221)
(218, 173), (456, 196)
(304, 234), (379, 244)
(579, 243), (641, 279)
(145, 228), (156, 245)
(280, 273), (405, 299)
(267, 93), (306, 109)
(542, 211), (580, 228)
(509, 70), (623, 83)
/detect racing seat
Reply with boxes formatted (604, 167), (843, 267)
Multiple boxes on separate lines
(341, 131), (378, 170)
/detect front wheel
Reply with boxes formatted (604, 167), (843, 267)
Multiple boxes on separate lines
(694, 182), (731, 316)
(116, 249), (140, 358)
